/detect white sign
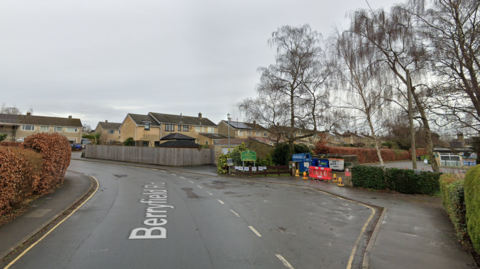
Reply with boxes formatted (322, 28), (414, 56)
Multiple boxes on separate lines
(252, 167), (257, 172)
(244, 167), (249, 171)
(304, 162), (309, 168)
(258, 167), (264, 171)
(329, 159), (344, 170)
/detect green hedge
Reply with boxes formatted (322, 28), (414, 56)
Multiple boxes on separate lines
(465, 165), (480, 254)
(352, 166), (441, 195)
(440, 174), (468, 244)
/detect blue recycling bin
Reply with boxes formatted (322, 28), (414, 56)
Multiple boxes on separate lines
(318, 158), (329, 168)
(292, 153), (312, 173)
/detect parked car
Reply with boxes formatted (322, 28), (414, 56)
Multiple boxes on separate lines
(81, 138), (91, 149)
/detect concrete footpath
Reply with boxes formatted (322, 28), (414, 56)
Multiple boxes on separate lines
(71, 154), (478, 269)
(0, 171), (93, 261)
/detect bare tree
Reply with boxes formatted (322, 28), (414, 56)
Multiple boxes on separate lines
(350, 5), (440, 172)
(239, 24), (335, 153)
(413, 0), (480, 132)
(332, 29), (391, 170)
(0, 103), (22, 115)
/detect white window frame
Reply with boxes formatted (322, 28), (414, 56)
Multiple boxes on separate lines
(108, 129), (115, 134)
(56, 126), (63, 132)
(195, 126), (200, 132)
(67, 127), (78, 133)
(22, 125), (35, 131)
(239, 130), (243, 135)
(183, 125), (189, 132)
(40, 126), (49, 132)
(165, 124), (174, 131)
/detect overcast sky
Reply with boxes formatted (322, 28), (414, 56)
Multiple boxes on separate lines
(0, 0), (401, 128)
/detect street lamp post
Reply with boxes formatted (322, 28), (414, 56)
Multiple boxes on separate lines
(227, 113), (231, 151)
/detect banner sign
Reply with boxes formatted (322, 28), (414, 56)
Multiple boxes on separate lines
(329, 159), (344, 170)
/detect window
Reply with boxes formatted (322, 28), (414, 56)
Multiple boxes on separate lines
(239, 130), (243, 136)
(56, 127), (63, 132)
(67, 127), (77, 133)
(22, 125), (34, 131)
(202, 127), (205, 132)
(208, 127), (214, 133)
(248, 131), (252, 136)
(165, 124), (174, 131)
(40, 126), (49, 132)
(178, 125), (182, 131)
(205, 141), (209, 145)
(195, 126), (200, 132)
(108, 129), (115, 134)
(183, 125), (189, 132)
(256, 131), (259, 136)
(264, 132), (267, 137)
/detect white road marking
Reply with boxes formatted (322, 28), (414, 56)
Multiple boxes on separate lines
(249, 226), (262, 237)
(180, 176), (185, 179)
(189, 181), (194, 184)
(206, 191), (213, 195)
(197, 185), (203, 189)
(171, 173), (176, 176)
(276, 254), (294, 269)
(217, 199), (224, 204)
(230, 210), (240, 217)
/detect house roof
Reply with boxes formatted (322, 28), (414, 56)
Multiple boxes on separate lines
(98, 122), (121, 130)
(198, 133), (228, 140)
(160, 133), (195, 141)
(149, 112), (217, 127)
(0, 114), (19, 124)
(221, 120), (268, 131)
(17, 115), (82, 127)
(157, 140), (200, 148)
(128, 114), (160, 127)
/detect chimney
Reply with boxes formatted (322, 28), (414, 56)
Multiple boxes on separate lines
(105, 120), (108, 123)
(253, 120), (256, 125)
(458, 133), (465, 144)
(198, 112), (202, 119)
(68, 115), (72, 119)
(180, 113), (182, 118)
(26, 111), (31, 116)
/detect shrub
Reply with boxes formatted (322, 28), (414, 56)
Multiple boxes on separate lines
(0, 134), (6, 142)
(465, 165), (480, 254)
(273, 143), (311, 166)
(440, 174), (468, 245)
(326, 146), (427, 164)
(0, 147), (42, 215)
(351, 166), (386, 189)
(217, 154), (228, 174)
(22, 133), (71, 195)
(257, 154), (275, 166)
(123, 137), (134, 146)
(0, 141), (21, 147)
(352, 165), (441, 195)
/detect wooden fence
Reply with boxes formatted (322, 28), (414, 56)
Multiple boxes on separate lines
(84, 145), (215, 166)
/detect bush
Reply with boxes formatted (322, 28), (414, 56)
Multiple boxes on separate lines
(326, 146), (427, 163)
(22, 133), (71, 195)
(352, 166), (441, 195)
(465, 165), (480, 254)
(0, 147), (42, 215)
(440, 174), (468, 245)
(123, 137), (134, 146)
(0, 134), (6, 142)
(0, 141), (21, 147)
(257, 154), (274, 166)
(351, 166), (386, 189)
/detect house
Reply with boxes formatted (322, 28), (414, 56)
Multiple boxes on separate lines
(218, 120), (269, 139)
(0, 112), (82, 143)
(213, 137), (275, 164)
(95, 120), (121, 144)
(119, 112), (218, 147)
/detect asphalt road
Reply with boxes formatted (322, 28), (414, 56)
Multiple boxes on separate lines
(8, 160), (374, 269)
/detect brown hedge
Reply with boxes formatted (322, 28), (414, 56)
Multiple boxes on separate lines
(326, 146), (428, 164)
(0, 141), (21, 147)
(22, 133), (71, 195)
(0, 147), (42, 215)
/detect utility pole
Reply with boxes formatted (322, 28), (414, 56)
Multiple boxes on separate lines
(407, 69), (417, 169)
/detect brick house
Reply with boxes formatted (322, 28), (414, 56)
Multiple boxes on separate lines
(95, 120), (122, 144)
(0, 112), (82, 143)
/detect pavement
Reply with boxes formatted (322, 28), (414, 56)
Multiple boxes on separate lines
(1, 153), (477, 268)
(0, 170), (93, 261)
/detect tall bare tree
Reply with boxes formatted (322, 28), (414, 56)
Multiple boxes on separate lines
(332, 29), (391, 170)
(412, 0), (480, 132)
(239, 24), (335, 153)
(350, 5), (440, 171)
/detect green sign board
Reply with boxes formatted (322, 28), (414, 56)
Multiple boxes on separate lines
(241, 150), (257, 161)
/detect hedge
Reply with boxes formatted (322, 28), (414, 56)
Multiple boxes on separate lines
(327, 147), (427, 164)
(352, 166), (441, 195)
(440, 174), (468, 245)
(465, 165), (480, 254)
(0, 147), (43, 215)
(22, 133), (71, 195)
(0, 141), (21, 147)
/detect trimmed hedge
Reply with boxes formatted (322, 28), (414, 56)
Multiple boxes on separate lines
(465, 165), (480, 254)
(22, 133), (71, 195)
(440, 174), (468, 245)
(0, 147), (43, 215)
(352, 166), (441, 195)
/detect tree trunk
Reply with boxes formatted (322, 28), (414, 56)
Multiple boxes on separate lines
(407, 69), (417, 169)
